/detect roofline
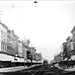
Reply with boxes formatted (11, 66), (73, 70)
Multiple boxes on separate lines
(71, 26), (75, 33)
(0, 22), (8, 29)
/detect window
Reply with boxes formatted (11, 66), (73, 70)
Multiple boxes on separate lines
(3, 41), (4, 51)
(1, 39), (7, 52)
(1, 41), (3, 51)
(5, 44), (7, 51)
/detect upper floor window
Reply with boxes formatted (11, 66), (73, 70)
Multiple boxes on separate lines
(1, 39), (7, 52)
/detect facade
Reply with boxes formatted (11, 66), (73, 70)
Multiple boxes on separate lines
(66, 36), (73, 51)
(22, 40), (31, 61)
(0, 22), (42, 63)
(30, 47), (36, 54)
(0, 22), (8, 52)
(12, 30), (19, 55)
(7, 29), (19, 56)
(62, 42), (71, 59)
(54, 53), (62, 62)
(18, 40), (27, 59)
(22, 40), (31, 60)
(23, 48), (27, 60)
(0, 22), (15, 62)
(71, 26), (75, 55)
(18, 40), (23, 57)
(30, 47), (36, 60)
(22, 45), (27, 60)
(23, 38), (30, 47)
(25, 46), (31, 59)
(34, 53), (42, 61)
(71, 26), (75, 50)
(7, 29), (15, 56)
(66, 36), (73, 56)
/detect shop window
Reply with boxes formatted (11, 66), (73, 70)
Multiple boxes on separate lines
(1, 41), (3, 51)
(1, 39), (7, 52)
(2, 40), (4, 51)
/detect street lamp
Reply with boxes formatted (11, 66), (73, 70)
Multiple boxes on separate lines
(14, 54), (18, 68)
(24, 49), (27, 67)
(34, 0), (38, 7)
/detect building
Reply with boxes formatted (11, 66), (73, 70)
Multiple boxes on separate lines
(22, 39), (31, 60)
(0, 22), (8, 53)
(17, 40), (28, 62)
(34, 53), (42, 61)
(7, 29), (15, 56)
(30, 47), (36, 60)
(18, 40), (23, 58)
(22, 41), (27, 62)
(6, 29), (19, 62)
(71, 26), (75, 54)
(12, 30), (19, 55)
(66, 36), (73, 56)
(23, 38), (30, 47)
(54, 53), (62, 62)
(0, 22), (14, 61)
(7, 30), (19, 56)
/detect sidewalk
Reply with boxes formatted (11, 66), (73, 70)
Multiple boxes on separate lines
(54, 63), (63, 70)
(0, 65), (36, 73)
(55, 63), (75, 72)
(64, 66), (75, 72)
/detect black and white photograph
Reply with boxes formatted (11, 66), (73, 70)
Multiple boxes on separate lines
(0, 0), (75, 75)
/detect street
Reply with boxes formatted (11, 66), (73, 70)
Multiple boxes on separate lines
(0, 64), (75, 75)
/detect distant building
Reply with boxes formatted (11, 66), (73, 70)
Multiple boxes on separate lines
(22, 40), (30, 61)
(54, 53), (62, 62)
(22, 38), (31, 60)
(30, 47), (36, 60)
(34, 53), (42, 61)
(66, 36), (73, 50)
(18, 40), (23, 58)
(18, 40), (27, 60)
(66, 36), (73, 56)
(71, 26), (75, 55)
(62, 41), (71, 59)
(23, 38), (30, 47)
(22, 43), (27, 60)
(12, 30), (19, 55)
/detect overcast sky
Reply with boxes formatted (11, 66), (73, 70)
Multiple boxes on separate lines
(0, 1), (75, 61)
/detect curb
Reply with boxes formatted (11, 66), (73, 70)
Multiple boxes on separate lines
(0, 65), (37, 73)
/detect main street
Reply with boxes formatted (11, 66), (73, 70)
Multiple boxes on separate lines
(0, 64), (75, 75)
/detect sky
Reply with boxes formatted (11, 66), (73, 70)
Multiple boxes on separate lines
(0, 1), (75, 61)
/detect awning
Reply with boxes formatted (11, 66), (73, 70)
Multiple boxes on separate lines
(0, 53), (14, 62)
(71, 55), (75, 60)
